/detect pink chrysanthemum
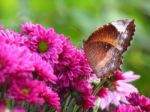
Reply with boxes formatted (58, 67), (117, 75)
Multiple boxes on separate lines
(113, 104), (142, 112)
(54, 36), (94, 110)
(96, 87), (111, 109)
(32, 53), (57, 84)
(54, 36), (77, 87)
(22, 23), (63, 64)
(7, 79), (45, 105)
(41, 86), (60, 111)
(127, 92), (150, 111)
(7, 79), (60, 111)
(12, 106), (27, 112)
(0, 43), (34, 84)
(21, 22), (35, 35)
(96, 70), (140, 110)
(113, 92), (150, 112)
(0, 29), (26, 46)
(55, 46), (92, 89)
(72, 79), (95, 110)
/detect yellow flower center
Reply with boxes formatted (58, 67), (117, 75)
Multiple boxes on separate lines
(21, 88), (29, 94)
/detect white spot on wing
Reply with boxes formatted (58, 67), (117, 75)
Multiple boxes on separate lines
(111, 20), (130, 32)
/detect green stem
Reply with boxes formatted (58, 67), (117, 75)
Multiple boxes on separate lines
(72, 104), (78, 112)
(63, 95), (71, 112)
(92, 98), (101, 112)
(32, 104), (40, 112)
(67, 98), (76, 112)
(93, 78), (107, 95)
(1, 82), (7, 98)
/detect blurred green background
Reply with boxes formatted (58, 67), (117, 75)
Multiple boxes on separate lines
(0, 0), (150, 96)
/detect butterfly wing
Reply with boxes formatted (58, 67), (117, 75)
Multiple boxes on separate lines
(111, 19), (135, 52)
(83, 19), (135, 78)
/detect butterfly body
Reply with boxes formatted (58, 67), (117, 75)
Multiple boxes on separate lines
(83, 19), (135, 78)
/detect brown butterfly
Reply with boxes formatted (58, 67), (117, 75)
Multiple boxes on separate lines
(83, 19), (135, 78)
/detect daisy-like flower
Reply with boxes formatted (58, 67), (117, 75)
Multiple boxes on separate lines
(7, 79), (60, 111)
(54, 39), (95, 110)
(113, 92), (150, 112)
(72, 79), (95, 110)
(54, 42), (78, 88)
(113, 104), (142, 112)
(41, 86), (60, 111)
(32, 53), (57, 84)
(7, 79), (45, 105)
(0, 29), (26, 46)
(96, 87), (111, 109)
(96, 70), (140, 110)
(0, 43), (34, 84)
(55, 41), (92, 89)
(54, 36), (95, 110)
(127, 92), (150, 111)
(22, 23), (63, 64)
(21, 22), (35, 35)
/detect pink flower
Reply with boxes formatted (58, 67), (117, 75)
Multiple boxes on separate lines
(7, 78), (60, 111)
(21, 22), (35, 35)
(12, 106), (27, 112)
(0, 29), (26, 46)
(114, 70), (140, 82)
(0, 25), (4, 30)
(55, 48), (92, 89)
(54, 37), (77, 88)
(41, 86), (60, 111)
(22, 23), (63, 64)
(54, 36), (94, 110)
(127, 92), (150, 111)
(7, 79), (45, 105)
(113, 104), (142, 112)
(113, 93), (150, 112)
(96, 70), (140, 110)
(72, 79), (95, 110)
(96, 87), (111, 109)
(32, 53), (57, 84)
(0, 43), (34, 84)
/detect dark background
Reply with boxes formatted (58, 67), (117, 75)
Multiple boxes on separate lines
(0, 0), (150, 96)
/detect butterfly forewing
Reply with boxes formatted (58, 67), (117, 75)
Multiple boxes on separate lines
(83, 19), (135, 78)
(111, 19), (135, 52)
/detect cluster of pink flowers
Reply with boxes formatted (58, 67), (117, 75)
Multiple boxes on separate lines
(96, 70), (140, 110)
(0, 23), (94, 111)
(0, 23), (149, 112)
(114, 92), (150, 112)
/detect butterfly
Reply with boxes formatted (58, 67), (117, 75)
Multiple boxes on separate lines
(83, 19), (135, 78)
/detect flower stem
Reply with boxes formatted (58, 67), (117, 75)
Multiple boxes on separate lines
(93, 78), (107, 95)
(63, 95), (71, 112)
(72, 104), (78, 112)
